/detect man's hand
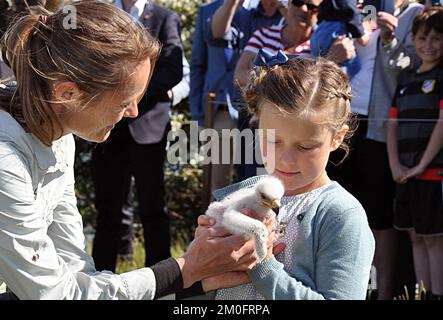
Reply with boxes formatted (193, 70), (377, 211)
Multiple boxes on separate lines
(377, 11), (398, 45)
(326, 35), (356, 65)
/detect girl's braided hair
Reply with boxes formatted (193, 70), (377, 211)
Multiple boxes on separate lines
(243, 57), (355, 164)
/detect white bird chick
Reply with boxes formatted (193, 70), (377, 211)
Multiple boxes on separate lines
(205, 176), (285, 261)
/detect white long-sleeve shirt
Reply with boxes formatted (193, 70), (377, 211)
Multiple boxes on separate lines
(0, 110), (156, 299)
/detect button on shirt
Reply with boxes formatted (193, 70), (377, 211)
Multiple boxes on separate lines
(0, 111), (156, 299)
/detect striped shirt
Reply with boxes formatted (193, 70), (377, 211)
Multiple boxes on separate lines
(244, 23), (311, 56)
(389, 63), (443, 180)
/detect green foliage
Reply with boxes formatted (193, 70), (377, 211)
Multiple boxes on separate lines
(115, 237), (145, 274)
(154, 0), (210, 59)
(74, 139), (97, 228)
(74, 109), (203, 262)
(366, 281), (429, 300)
(165, 108), (203, 246)
(394, 281), (428, 300)
(165, 162), (203, 245)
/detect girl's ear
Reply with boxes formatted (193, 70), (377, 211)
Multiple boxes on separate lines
(51, 81), (80, 114)
(330, 125), (349, 151)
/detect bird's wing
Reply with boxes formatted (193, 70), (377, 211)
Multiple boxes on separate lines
(221, 188), (255, 207)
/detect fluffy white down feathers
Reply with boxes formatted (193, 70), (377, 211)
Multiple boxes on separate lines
(205, 176), (285, 261)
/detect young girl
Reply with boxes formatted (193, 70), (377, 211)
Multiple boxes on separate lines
(197, 51), (375, 300)
(387, 6), (443, 300)
(0, 1), (260, 299)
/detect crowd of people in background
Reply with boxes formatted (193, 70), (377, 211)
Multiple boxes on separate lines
(191, 0), (443, 300)
(0, 0), (442, 300)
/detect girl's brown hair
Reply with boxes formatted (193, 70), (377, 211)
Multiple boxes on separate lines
(244, 57), (355, 163)
(0, 1), (161, 145)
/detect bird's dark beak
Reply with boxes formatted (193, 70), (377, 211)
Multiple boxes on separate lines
(271, 199), (280, 209)
(272, 206), (280, 215)
(263, 199), (281, 215)
(271, 199), (280, 215)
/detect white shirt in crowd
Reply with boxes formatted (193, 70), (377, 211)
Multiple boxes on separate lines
(350, 29), (380, 116)
(114, 0), (148, 21)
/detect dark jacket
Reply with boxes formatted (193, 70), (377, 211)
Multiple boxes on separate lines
(126, 2), (183, 144)
(136, 3), (183, 115)
(318, 0), (365, 38)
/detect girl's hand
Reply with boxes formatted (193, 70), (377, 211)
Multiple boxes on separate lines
(195, 214), (216, 238)
(241, 208), (286, 267)
(262, 216), (286, 262)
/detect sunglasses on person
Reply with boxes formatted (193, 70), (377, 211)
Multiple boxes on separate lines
(291, 0), (319, 13)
